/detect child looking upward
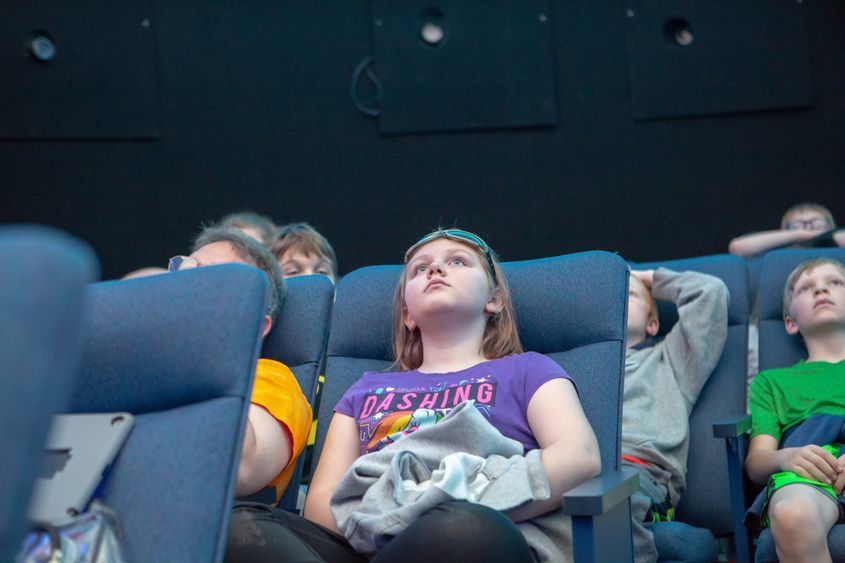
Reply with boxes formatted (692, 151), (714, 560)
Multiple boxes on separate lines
(226, 229), (600, 563)
(747, 258), (845, 563)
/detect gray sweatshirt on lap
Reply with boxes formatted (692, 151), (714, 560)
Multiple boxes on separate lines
(623, 268), (729, 504)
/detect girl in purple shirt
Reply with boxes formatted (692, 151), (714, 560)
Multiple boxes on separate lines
(227, 229), (600, 563)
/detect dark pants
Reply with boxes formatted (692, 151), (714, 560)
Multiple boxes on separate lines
(225, 500), (532, 563)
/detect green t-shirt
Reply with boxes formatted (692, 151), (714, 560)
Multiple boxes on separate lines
(749, 360), (845, 441)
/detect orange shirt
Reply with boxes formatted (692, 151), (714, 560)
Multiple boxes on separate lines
(250, 358), (313, 503)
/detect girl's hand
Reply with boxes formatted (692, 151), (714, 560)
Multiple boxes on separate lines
(781, 445), (842, 485)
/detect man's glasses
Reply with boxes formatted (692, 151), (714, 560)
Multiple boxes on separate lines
(168, 255), (198, 272)
(785, 217), (832, 231)
(404, 229), (498, 285)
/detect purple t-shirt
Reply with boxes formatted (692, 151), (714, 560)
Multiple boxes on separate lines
(334, 351), (574, 455)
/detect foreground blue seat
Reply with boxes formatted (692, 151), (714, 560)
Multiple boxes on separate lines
(64, 265), (268, 562)
(260, 274), (334, 510)
(720, 248), (845, 562)
(311, 251), (635, 562)
(634, 254), (750, 562)
(0, 226), (98, 561)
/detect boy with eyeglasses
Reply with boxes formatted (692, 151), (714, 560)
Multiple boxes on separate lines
(729, 202), (844, 258)
(170, 227), (312, 505)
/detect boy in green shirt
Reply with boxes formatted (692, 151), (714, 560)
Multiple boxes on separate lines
(747, 257), (845, 563)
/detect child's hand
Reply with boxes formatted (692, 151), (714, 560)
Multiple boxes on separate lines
(631, 269), (654, 289)
(782, 445), (843, 485)
(835, 454), (845, 494)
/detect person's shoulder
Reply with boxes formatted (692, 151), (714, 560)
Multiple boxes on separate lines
(257, 358), (295, 378)
(755, 361), (816, 381)
(505, 351), (565, 372)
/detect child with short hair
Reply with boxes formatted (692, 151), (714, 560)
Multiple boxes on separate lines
(729, 202), (844, 258)
(271, 222), (338, 283)
(218, 211), (280, 246)
(746, 258), (845, 563)
(226, 228), (601, 563)
(624, 268), (730, 561)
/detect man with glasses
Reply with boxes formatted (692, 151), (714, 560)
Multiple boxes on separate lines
(171, 227), (312, 504)
(729, 202), (845, 258)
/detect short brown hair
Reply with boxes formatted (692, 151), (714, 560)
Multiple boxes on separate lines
(193, 227), (286, 322)
(782, 257), (845, 320)
(780, 202), (836, 230)
(218, 211), (279, 246)
(271, 222), (338, 280)
(392, 231), (523, 371)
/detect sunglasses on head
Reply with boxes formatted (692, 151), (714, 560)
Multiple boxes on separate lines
(403, 229), (498, 285)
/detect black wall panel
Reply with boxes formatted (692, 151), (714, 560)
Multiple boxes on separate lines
(625, 0), (814, 120)
(371, 0), (557, 134)
(1, 2), (844, 280)
(0, 1), (160, 139)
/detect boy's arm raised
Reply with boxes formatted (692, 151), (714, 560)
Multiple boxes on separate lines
(654, 268), (729, 407)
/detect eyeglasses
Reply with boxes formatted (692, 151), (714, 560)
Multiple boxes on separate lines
(168, 255), (199, 272)
(403, 229), (498, 285)
(785, 217), (833, 231)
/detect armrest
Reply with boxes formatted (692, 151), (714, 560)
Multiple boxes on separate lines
(561, 469), (639, 516)
(712, 414), (751, 438)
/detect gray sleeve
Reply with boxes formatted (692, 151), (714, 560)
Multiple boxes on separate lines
(652, 268), (730, 407)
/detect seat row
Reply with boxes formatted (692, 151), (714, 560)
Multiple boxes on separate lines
(3, 223), (844, 562)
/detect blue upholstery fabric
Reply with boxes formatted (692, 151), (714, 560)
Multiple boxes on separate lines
(65, 265), (267, 563)
(0, 226), (97, 561)
(261, 274), (334, 510)
(313, 250), (629, 508)
(751, 248), (845, 563)
(633, 255), (750, 560)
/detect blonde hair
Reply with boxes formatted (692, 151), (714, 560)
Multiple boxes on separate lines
(392, 235), (523, 371)
(783, 257), (845, 320)
(780, 202), (836, 230)
(630, 275), (658, 321)
(218, 211), (279, 246)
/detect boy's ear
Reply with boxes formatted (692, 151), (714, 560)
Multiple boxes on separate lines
(484, 290), (504, 316)
(784, 315), (800, 335)
(262, 315), (273, 339)
(646, 315), (659, 337)
(403, 308), (417, 332)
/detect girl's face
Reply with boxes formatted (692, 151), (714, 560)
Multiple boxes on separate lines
(402, 238), (501, 331)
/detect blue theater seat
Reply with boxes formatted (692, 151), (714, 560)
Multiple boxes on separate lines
(312, 251), (636, 562)
(260, 274), (334, 510)
(0, 226), (98, 561)
(64, 265), (268, 562)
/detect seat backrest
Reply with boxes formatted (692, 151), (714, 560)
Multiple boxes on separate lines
(261, 274), (334, 509)
(261, 274), (334, 403)
(632, 254), (749, 534)
(757, 248), (845, 371)
(65, 264), (267, 563)
(314, 251), (629, 477)
(0, 226), (98, 561)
